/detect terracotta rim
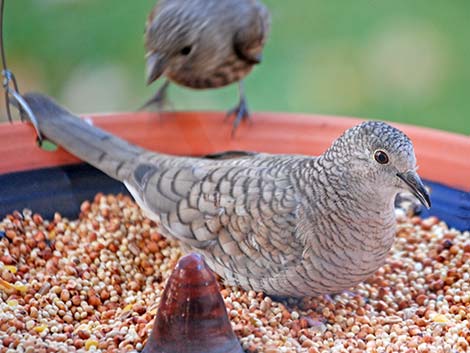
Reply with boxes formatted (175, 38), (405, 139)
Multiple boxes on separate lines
(1, 111), (469, 190)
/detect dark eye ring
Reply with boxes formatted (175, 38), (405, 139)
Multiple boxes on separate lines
(374, 150), (389, 164)
(180, 46), (192, 55)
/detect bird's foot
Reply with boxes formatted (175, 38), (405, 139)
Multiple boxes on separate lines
(225, 97), (250, 137)
(139, 80), (172, 113)
(269, 295), (300, 307)
(300, 315), (328, 331)
(269, 296), (328, 331)
(140, 92), (172, 112)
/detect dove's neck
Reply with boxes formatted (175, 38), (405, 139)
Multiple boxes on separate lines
(298, 157), (397, 251)
(289, 157), (397, 295)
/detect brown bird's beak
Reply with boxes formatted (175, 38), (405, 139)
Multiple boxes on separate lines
(146, 52), (168, 85)
(396, 171), (431, 209)
(251, 52), (263, 64)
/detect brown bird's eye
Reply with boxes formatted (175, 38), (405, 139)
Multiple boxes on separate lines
(180, 46), (192, 55)
(374, 150), (389, 164)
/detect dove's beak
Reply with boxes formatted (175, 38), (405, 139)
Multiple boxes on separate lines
(397, 171), (431, 209)
(146, 52), (168, 85)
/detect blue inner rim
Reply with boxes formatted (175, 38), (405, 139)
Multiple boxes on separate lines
(1, 163), (469, 231)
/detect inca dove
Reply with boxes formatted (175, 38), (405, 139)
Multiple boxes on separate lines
(142, 0), (270, 133)
(23, 93), (430, 298)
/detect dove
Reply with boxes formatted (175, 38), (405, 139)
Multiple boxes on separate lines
(143, 0), (270, 133)
(23, 93), (430, 297)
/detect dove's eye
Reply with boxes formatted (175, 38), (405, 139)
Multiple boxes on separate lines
(374, 150), (389, 164)
(180, 46), (192, 55)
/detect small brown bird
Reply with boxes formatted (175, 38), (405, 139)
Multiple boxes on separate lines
(143, 0), (271, 133)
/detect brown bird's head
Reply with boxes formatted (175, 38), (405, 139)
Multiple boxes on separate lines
(144, 1), (200, 85)
(144, 0), (270, 89)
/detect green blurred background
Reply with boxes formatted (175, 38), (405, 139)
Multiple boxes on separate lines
(2, 0), (469, 134)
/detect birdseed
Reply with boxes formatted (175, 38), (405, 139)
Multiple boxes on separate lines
(1, 193), (469, 352)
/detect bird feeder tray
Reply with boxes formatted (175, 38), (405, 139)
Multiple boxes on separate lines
(1, 111), (469, 229)
(1, 111), (470, 353)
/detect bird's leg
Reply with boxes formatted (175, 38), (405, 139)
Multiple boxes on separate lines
(140, 79), (171, 111)
(226, 81), (250, 136)
(269, 295), (327, 329)
(269, 295), (296, 305)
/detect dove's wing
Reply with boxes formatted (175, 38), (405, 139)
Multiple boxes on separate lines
(123, 153), (307, 278)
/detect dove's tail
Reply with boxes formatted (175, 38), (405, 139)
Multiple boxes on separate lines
(22, 93), (145, 181)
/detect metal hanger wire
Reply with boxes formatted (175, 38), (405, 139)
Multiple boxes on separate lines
(1, 0), (43, 143)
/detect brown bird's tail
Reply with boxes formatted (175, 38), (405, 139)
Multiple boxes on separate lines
(22, 93), (145, 181)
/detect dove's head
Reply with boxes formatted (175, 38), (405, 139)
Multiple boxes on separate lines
(327, 121), (431, 209)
